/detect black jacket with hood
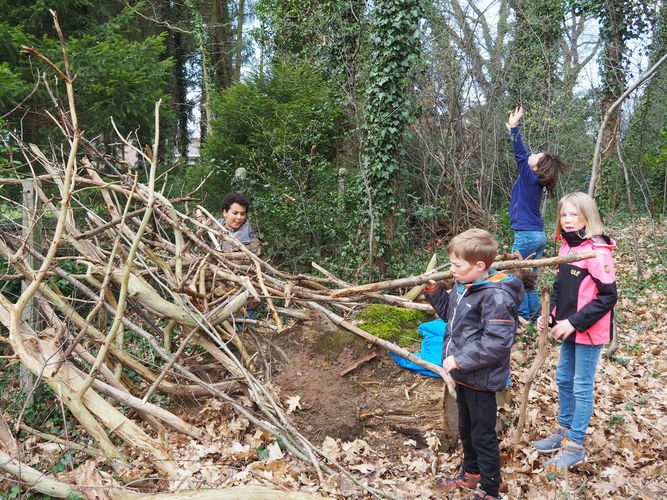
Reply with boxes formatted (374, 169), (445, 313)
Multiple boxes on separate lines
(425, 270), (524, 392)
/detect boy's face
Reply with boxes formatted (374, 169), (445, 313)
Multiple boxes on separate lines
(448, 254), (489, 284)
(223, 202), (247, 230)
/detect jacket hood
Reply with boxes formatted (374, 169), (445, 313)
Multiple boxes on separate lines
(590, 234), (616, 251)
(467, 270), (524, 307)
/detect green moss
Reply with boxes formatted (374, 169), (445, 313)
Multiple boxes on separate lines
(357, 304), (430, 347)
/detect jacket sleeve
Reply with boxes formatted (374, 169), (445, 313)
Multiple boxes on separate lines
(454, 292), (516, 371)
(509, 127), (535, 183)
(567, 249), (617, 332)
(424, 286), (450, 321)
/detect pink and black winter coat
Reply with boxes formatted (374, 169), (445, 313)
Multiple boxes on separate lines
(550, 234), (618, 345)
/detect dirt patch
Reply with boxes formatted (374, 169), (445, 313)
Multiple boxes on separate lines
(270, 315), (448, 455)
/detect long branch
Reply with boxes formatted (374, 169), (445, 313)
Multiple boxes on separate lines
(330, 252), (596, 298)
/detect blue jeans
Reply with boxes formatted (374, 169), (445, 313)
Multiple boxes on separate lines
(555, 342), (603, 444)
(512, 230), (547, 320)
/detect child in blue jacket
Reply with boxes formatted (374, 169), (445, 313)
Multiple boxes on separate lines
(506, 106), (566, 321)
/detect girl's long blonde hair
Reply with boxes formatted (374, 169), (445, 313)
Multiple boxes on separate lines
(553, 192), (605, 240)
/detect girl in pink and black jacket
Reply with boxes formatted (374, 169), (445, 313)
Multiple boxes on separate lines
(534, 192), (617, 470)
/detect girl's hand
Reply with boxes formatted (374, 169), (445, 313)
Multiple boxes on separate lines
(195, 209), (205, 223)
(536, 315), (545, 331)
(506, 106), (524, 131)
(442, 355), (458, 373)
(551, 319), (575, 340)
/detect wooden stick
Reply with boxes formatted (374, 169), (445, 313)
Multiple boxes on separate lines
(331, 252), (596, 298)
(141, 327), (200, 405)
(338, 350), (377, 376)
(509, 287), (551, 447)
(254, 259), (283, 333)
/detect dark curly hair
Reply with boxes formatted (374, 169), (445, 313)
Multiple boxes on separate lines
(535, 153), (567, 196)
(221, 191), (250, 212)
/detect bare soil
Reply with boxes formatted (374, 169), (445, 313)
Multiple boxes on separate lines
(270, 315), (449, 458)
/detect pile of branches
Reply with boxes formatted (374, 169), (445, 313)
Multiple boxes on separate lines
(0, 17), (452, 498)
(0, 13), (596, 499)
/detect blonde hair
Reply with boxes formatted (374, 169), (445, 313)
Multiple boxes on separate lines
(553, 192), (605, 239)
(447, 228), (498, 268)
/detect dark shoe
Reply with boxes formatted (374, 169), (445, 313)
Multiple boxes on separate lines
(434, 468), (480, 493)
(543, 437), (587, 469)
(533, 425), (568, 454)
(472, 485), (500, 499)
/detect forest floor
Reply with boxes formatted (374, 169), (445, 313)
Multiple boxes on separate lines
(161, 217), (666, 499)
(5, 218), (666, 499)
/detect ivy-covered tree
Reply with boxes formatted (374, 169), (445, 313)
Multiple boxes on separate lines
(622, 1), (667, 213)
(575, 0), (656, 197)
(506, 0), (565, 146)
(361, 0), (423, 271)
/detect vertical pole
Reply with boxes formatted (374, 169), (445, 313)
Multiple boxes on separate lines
(21, 179), (42, 403)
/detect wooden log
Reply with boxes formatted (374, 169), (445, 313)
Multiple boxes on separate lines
(403, 253), (437, 301)
(338, 350), (377, 376)
(330, 252), (596, 298)
(0, 449), (82, 498)
(112, 485), (327, 500)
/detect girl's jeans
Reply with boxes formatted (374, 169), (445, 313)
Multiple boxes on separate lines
(556, 341), (603, 444)
(511, 230), (547, 320)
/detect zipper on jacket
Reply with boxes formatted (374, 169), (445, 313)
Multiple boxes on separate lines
(444, 288), (467, 360)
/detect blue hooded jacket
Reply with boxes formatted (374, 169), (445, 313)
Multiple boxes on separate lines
(508, 127), (544, 231)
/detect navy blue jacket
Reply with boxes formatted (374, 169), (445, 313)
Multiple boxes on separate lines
(509, 127), (544, 231)
(425, 271), (524, 392)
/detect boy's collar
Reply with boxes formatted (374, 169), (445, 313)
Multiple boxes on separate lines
(457, 268), (497, 288)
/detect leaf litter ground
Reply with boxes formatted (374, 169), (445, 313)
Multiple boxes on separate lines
(6, 218), (665, 499)
(168, 217), (667, 498)
(159, 218), (665, 498)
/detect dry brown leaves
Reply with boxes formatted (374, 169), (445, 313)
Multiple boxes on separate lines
(10, 218), (663, 499)
(120, 218), (667, 498)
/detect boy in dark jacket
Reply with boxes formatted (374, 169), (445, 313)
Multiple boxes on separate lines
(424, 229), (524, 500)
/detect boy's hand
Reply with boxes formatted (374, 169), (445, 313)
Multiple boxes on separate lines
(195, 209), (205, 223)
(506, 106), (524, 131)
(442, 355), (458, 373)
(536, 315), (545, 331)
(422, 269), (439, 292)
(551, 319), (575, 340)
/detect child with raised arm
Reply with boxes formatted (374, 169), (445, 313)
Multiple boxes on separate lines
(506, 107), (566, 321)
(534, 192), (617, 469)
(424, 229), (524, 500)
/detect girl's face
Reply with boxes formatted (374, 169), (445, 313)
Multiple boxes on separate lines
(528, 152), (544, 172)
(223, 202), (247, 230)
(560, 201), (586, 233)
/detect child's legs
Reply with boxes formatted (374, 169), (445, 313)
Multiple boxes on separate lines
(555, 341), (576, 431)
(459, 386), (500, 496)
(569, 343), (603, 444)
(456, 385), (479, 475)
(512, 230), (547, 319)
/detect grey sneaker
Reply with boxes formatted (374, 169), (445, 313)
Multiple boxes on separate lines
(533, 426), (568, 454)
(543, 438), (587, 469)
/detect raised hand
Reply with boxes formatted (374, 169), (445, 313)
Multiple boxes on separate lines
(506, 106), (524, 131)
